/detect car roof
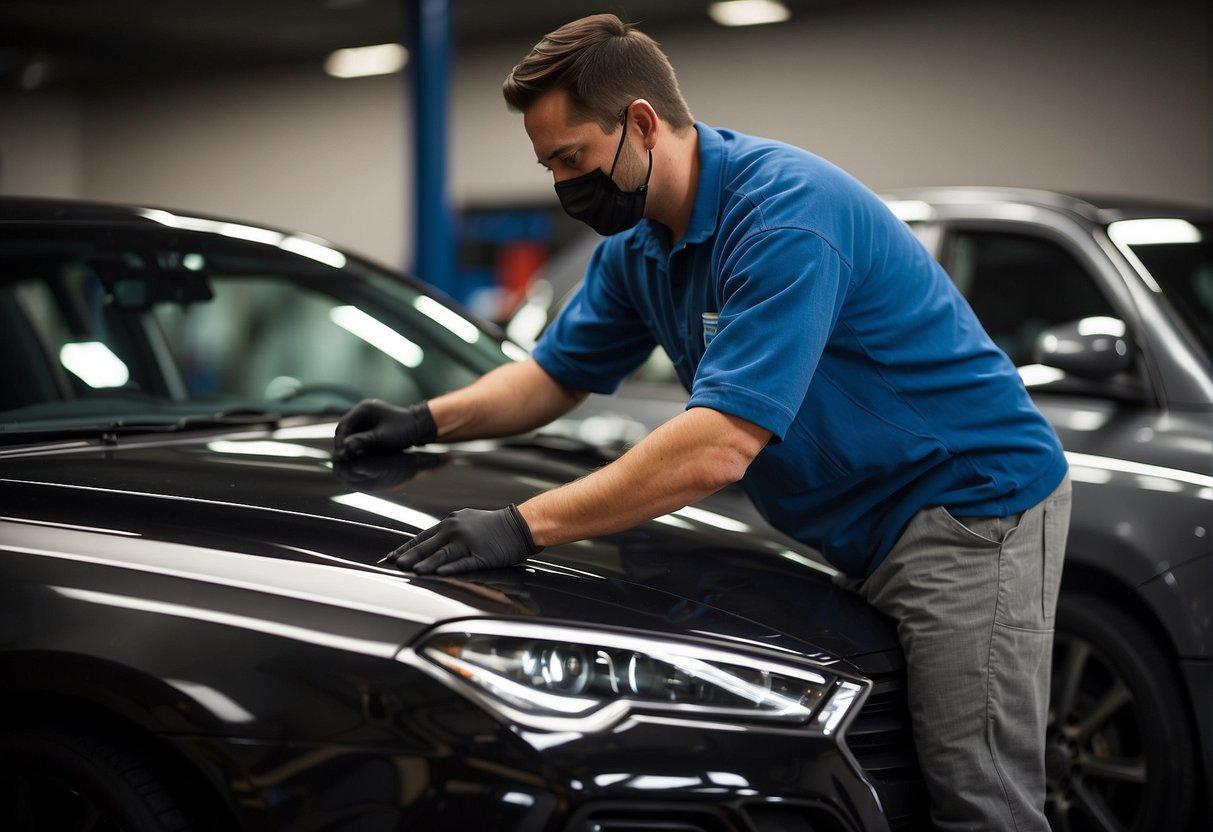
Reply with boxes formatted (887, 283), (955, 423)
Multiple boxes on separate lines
(878, 186), (1211, 225)
(0, 195), (309, 234)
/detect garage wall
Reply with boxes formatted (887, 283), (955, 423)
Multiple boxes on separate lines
(1, 0), (1207, 269)
(0, 91), (82, 199)
(77, 71), (410, 268)
(456, 0), (1211, 206)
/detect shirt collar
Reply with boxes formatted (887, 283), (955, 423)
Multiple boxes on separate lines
(682, 121), (725, 246)
(630, 121), (725, 262)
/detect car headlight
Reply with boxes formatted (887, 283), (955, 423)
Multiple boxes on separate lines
(410, 620), (867, 734)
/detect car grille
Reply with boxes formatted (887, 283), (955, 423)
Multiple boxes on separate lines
(844, 672), (931, 831)
(565, 673), (928, 832)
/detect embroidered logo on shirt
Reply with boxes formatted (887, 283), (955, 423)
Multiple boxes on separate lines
(702, 312), (719, 349)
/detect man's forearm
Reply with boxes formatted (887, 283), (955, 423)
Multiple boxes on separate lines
(517, 407), (770, 546)
(427, 358), (587, 442)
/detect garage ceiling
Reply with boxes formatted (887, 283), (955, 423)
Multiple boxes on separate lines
(0, 0), (852, 91)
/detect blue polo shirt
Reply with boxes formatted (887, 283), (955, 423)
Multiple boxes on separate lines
(532, 121), (1068, 577)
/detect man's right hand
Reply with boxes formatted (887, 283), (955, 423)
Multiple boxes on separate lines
(334, 399), (438, 460)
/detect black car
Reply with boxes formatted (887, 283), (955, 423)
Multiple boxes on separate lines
(0, 198), (924, 832)
(524, 188), (1213, 832)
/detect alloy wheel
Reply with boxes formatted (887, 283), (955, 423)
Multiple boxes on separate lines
(0, 769), (126, 832)
(1045, 632), (1148, 832)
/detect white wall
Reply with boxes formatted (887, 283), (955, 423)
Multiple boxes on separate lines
(2, 0), (1208, 268)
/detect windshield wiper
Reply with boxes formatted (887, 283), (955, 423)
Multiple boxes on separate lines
(0, 408), (288, 447)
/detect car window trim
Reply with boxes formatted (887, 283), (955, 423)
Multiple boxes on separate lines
(937, 218), (1160, 408)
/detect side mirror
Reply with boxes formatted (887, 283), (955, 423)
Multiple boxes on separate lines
(1034, 317), (1134, 380)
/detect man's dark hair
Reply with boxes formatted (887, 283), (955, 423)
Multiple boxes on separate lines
(503, 14), (694, 134)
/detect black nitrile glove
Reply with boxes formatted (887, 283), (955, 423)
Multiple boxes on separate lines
(385, 505), (542, 576)
(334, 399), (437, 460)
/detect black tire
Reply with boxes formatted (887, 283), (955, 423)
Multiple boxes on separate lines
(0, 723), (197, 832)
(1046, 593), (1196, 832)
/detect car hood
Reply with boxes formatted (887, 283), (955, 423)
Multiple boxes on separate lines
(0, 419), (899, 668)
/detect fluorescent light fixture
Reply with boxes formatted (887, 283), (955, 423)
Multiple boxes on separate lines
(59, 342), (130, 388)
(1063, 450), (1213, 490)
(325, 43), (408, 78)
(1108, 218), (1202, 246)
(672, 505), (751, 533)
(140, 209), (284, 245)
(709, 0), (791, 27)
(1062, 409), (1109, 432)
(273, 422), (340, 440)
(0, 516), (139, 537)
(329, 305), (424, 367)
(505, 301), (548, 349)
(413, 295), (480, 343)
(595, 773), (631, 787)
(777, 547), (839, 576)
(206, 440), (331, 459)
(885, 200), (933, 223)
(1067, 465), (1113, 485)
(139, 209), (346, 269)
(280, 235), (347, 268)
(332, 492), (440, 529)
(505, 280), (554, 348)
(1076, 316), (1126, 338)
(501, 341), (530, 363)
(166, 679), (255, 723)
(1017, 363), (1066, 387)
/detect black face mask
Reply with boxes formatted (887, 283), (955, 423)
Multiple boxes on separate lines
(554, 114), (653, 236)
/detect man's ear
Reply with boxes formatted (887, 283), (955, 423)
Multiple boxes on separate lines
(627, 99), (660, 150)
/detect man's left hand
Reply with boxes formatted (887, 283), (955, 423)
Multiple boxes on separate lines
(385, 505), (542, 575)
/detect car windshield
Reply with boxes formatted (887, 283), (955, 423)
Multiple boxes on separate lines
(1112, 218), (1213, 356)
(1, 220), (518, 434)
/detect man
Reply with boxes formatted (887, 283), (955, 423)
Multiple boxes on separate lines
(335, 13), (1071, 832)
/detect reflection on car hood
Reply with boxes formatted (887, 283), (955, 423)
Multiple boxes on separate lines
(0, 420), (898, 666)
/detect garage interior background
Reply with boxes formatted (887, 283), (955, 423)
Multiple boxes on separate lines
(1, 0), (1208, 313)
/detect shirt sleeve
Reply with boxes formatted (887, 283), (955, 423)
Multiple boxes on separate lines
(531, 239), (657, 395)
(686, 227), (852, 443)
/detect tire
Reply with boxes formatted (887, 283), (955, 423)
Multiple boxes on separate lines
(0, 722), (197, 832)
(1046, 593), (1196, 832)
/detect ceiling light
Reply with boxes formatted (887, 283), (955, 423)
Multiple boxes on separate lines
(884, 200), (933, 222)
(329, 305), (424, 368)
(59, 342), (129, 388)
(325, 43), (408, 79)
(1107, 218), (1202, 246)
(709, 0), (791, 27)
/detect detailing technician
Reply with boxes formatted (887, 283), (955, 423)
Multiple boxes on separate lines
(335, 15), (1073, 831)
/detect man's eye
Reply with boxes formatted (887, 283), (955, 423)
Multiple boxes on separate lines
(563, 153), (578, 166)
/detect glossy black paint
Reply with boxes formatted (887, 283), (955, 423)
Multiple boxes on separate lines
(0, 422), (905, 831)
(0, 429), (898, 658)
(0, 196), (922, 830)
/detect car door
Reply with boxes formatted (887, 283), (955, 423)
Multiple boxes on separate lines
(940, 221), (1153, 442)
(937, 218), (1206, 582)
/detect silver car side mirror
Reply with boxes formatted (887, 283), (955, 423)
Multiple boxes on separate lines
(1034, 317), (1135, 380)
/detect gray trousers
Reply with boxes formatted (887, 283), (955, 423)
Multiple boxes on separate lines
(836, 472), (1072, 831)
